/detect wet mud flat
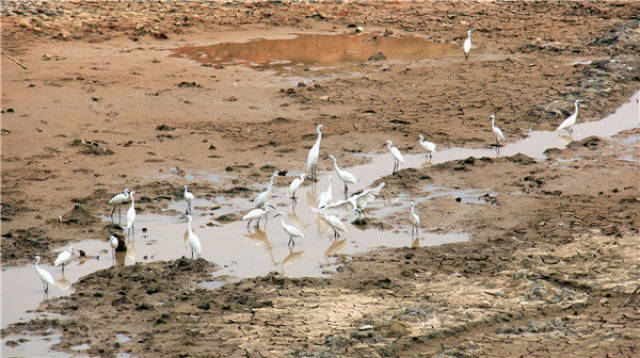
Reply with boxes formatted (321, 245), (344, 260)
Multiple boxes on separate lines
(2, 1), (640, 357)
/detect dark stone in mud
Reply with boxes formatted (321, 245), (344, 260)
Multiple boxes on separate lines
(260, 164), (276, 172)
(568, 135), (601, 150)
(368, 52), (387, 62)
(271, 116), (290, 124)
(222, 186), (249, 194)
(61, 204), (99, 226)
(155, 124), (175, 131)
(176, 81), (201, 88)
(216, 213), (239, 222)
(71, 138), (114, 156)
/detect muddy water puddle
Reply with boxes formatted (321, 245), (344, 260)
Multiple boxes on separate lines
(171, 32), (458, 70)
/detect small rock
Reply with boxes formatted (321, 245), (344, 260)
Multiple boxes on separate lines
(319, 95), (330, 101)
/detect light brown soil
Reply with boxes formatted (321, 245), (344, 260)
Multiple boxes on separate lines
(2, 1), (640, 357)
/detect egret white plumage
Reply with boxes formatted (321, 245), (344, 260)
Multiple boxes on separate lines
(243, 203), (275, 230)
(328, 155), (358, 196)
(287, 173), (306, 205)
(305, 124), (323, 181)
(490, 115), (505, 147)
(34, 256), (55, 294)
(320, 212), (347, 239)
(183, 185), (194, 215)
(185, 215), (202, 259)
(254, 170), (278, 209)
(383, 140), (405, 175)
(463, 30), (472, 60)
(54, 245), (74, 273)
(126, 191), (136, 236)
(274, 211), (304, 247)
(108, 188), (130, 223)
(109, 235), (118, 260)
(409, 202), (420, 237)
(418, 135), (436, 160)
(556, 99), (581, 134)
(322, 182), (386, 217)
(317, 175), (333, 208)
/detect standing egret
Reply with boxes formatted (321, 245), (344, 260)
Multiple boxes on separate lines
(274, 211), (304, 247)
(409, 202), (420, 237)
(185, 215), (202, 259)
(126, 191), (136, 236)
(34, 256), (55, 294)
(490, 115), (505, 147)
(418, 135), (437, 160)
(317, 175), (333, 208)
(243, 203), (276, 230)
(320, 212), (347, 239)
(328, 155), (358, 196)
(305, 124), (323, 181)
(556, 99), (581, 134)
(383, 140), (405, 175)
(54, 245), (74, 273)
(287, 173), (306, 206)
(254, 170), (278, 209)
(108, 188), (130, 223)
(109, 235), (119, 260)
(183, 185), (194, 215)
(463, 30), (472, 60)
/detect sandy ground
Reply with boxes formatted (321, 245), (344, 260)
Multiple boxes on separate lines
(2, 1), (640, 357)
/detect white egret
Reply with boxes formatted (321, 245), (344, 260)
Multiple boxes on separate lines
(418, 135), (436, 160)
(328, 155), (358, 195)
(108, 188), (130, 223)
(126, 191), (136, 236)
(109, 235), (119, 260)
(185, 215), (202, 259)
(287, 173), (306, 205)
(305, 124), (323, 181)
(409, 202), (420, 237)
(321, 212), (347, 239)
(463, 30), (472, 60)
(274, 211), (304, 247)
(243, 203), (275, 230)
(34, 256), (55, 294)
(317, 175), (333, 208)
(383, 140), (405, 175)
(556, 99), (581, 134)
(54, 245), (74, 273)
(183, 185), (194, 215)
(490, 115), (505, 147)
(322, 182), (385, 217)
(254, 170), (278, 209)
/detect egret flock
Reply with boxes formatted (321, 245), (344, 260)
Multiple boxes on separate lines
(33, 30), (584, 293)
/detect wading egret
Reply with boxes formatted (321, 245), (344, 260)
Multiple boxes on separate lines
(243, 203), (275, 230)
(556, 99), (581, 134)
(317, 175), (333, 208)
(383, 140), (405, 175)
(109, 235), (118, 260)
(54, 245), (74, 273)
(34, 256), (55, 294)
(274, 211), (304, 247)
(108, 188), (130, 223)
(328, 154), (358, 195)
(490, 115), (505, 147)
(463, 30), (472, 60)
(254, 171), (278, 209)
(409, 202), (420, 237)
(185, 215), (202, 259)
(184, 185), (194, 215)
(322, 182), (386, 217)
(305, 124), (323, 181)
(418, 135), (436, 160)
(287, 173), (306, 205)
(321, 212), (347, 239)
(126, 191), (136, 236)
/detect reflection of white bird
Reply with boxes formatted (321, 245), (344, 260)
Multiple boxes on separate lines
(185, 215), (201, 259)
(243, 203), (275, 229)
(34, 256), (55, 294)
(490, 115), (505, 147)
(321, 212), (347, 239)
(109, 235), (118, 260)
(54, 245), (74, 273)
(183, 185), (194, 215)
(383, 140), (405, 175)
(108, 188), (129, 222)
(409, 202), (420, 237)
(287, 173), (306, 205)
(254, 171), (278, 209)
(126, 191), (136, 236)
(556, 99), (581, 134)
(463, 30), (472, 60)
(275, 211), (304, 247)
(306, 124), (323, 181)
(328, 155), (358, 195)
(317, 175), (333, 208)
(418, 135), (436, 160)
